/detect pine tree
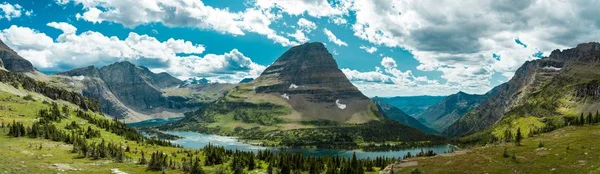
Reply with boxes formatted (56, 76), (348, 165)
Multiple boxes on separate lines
(139, 151), (148, 165)
(580, 113), (585, 126)
(190, 157), (204, 174)
(588, 112), (593, 125)
(267, 163), (274, 174)
(515, 128), (522, 146)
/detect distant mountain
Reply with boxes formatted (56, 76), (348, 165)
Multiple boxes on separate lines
(373, 97), (438, 134)
(239, 78), (254, 84)
(416, 91), (496, 132)
(57, 61), (232, 122)
(185, 77), (210, 85)
(166, 42), (442, 148)
(444, 42), (600, 137)
(376, 96), (445, 117)
(0, 39), (36, 72)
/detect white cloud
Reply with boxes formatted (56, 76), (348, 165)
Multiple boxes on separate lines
(0, 2), (29, 20)
(297, 18), (317, 32)
(288, 30), (309, 43)
(323, 28), (348, 46)
(58, 0), (296, 46)
(359, 45), (377, 54)
(0, 23), (265, 83)
(348, 0), (600, 91)
(255, 0), (351, 17)
(342, 57), (470, 96)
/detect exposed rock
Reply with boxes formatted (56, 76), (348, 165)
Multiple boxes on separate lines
(251, 42), (378, 123)
(0, 39), (36, 72)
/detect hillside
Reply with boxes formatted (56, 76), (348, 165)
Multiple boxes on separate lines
(376, 96), (445, 117)
(380, 124), (600, 173)
(444, 42), (600, 138)
(416, 91), (495, 132)
(54, 61), (233, 122)
(373, 97), (438, 134)
(165, 42), (445, 149)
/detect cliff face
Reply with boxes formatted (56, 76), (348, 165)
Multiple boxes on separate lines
(444, 42), (600, 137)
(0, 39), (36, 72)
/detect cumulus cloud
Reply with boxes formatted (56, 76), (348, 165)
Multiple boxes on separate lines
(58, 0), (297, 46)
(343, 57), (469, 96)
(288, 30), (309, 43)
(323, 28), (348, 46)
(297, 18), (317, 32)
(348, 0), (600, 90)
(0, 2), (31, 20)
(0, 23), (265, 83)
(359, 45), (377, 54)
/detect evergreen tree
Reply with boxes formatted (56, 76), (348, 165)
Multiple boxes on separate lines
(139, 151), (148, 165)
(190, 157), (204, 174)
(588, 112), (593, 125)
(267, 163), (274, 174)
(580, 113), (585, 126)
(515, 128), (523, 146)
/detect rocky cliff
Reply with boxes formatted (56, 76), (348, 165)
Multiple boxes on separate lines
(444, 42), (600, 137)
(0, 39), (36, 72)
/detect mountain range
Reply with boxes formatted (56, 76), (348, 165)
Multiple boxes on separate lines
(445, 42), (600, 138)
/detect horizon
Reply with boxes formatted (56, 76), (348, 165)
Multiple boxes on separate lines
(1, 0), (599, 97)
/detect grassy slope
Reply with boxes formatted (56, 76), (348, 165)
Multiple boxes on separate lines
(0, 86), (252, 173)
(386, 124), (600, 173)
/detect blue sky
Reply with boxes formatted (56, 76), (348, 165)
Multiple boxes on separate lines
(1, 0), (599, 97)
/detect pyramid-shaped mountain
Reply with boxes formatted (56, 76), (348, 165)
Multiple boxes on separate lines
(251, 42), (377, 122)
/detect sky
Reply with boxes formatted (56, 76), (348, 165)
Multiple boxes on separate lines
(0, 0), (599, 97)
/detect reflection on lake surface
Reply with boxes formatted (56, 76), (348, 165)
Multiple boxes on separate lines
(164, 131), (455, 159)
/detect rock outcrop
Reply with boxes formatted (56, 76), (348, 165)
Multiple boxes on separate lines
(0, 39), (36, 72)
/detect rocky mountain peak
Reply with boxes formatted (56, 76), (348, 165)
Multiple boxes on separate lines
(255, 42), (367, 102)
(0, 39), (36, 72)
(248, 42), (377, 123)
(548, 42), (600, 62)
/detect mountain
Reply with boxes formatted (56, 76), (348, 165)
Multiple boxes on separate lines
(376, 96), (445, 117)
(0, 39), (36, 72)
(373, 97), (438, 134)
(444, 42), (600, 137)
(416, 91), (495, 132)
(56, 61), (232, 122)
(166, 42), (444, 148)
(239, 78), (254, 84)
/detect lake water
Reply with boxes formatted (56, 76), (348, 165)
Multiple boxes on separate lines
(164, 131), (455, 159)
(128, 119), (455, 159)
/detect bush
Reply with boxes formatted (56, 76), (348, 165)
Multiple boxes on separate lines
(23, 94), (35, 101)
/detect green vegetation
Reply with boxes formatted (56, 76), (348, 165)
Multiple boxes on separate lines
(387, 124), (600, 173)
